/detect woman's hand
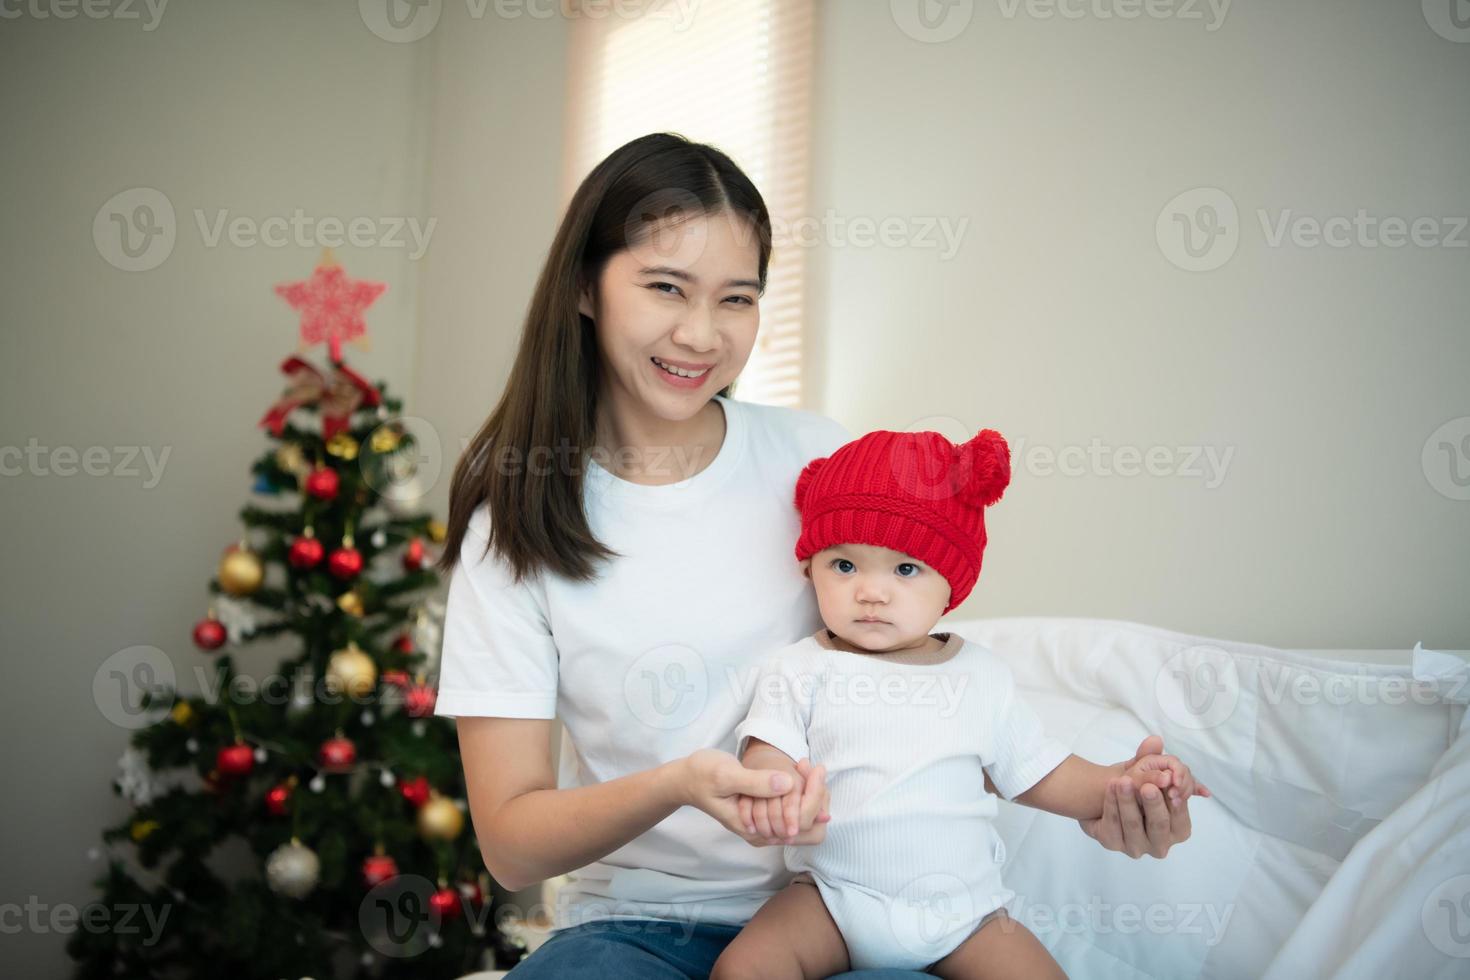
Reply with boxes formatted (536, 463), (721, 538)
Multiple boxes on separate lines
(737, 757), (831, 846)
(677, 749), (829, 847)
(1079, 735), (1210, 859)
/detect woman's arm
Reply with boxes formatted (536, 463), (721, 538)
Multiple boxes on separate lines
(456, 717), (800, 892)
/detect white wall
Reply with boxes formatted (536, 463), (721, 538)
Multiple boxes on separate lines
(806, 0), (1469, 650)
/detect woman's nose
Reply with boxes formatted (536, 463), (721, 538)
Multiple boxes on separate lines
(671, 302), (716, 351)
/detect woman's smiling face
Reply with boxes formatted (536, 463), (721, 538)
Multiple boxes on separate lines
(580, 209), (762, 421)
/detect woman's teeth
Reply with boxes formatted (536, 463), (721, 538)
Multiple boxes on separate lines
(652, 357), (708, 379)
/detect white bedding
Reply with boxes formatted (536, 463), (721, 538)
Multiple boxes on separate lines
(943, 616), (1470, 979)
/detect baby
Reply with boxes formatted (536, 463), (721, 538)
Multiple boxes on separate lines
(712, 427), (1210, 980)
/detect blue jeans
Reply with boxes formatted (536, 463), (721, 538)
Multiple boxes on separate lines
(504, 917), (929, 979)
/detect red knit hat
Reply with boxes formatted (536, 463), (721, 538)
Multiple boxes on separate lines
(794, 428), (1011, 615)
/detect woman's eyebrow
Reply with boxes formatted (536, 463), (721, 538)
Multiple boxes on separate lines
(638, 265), (760, 290)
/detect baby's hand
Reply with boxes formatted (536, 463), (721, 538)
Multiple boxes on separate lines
(738, 784), (802, 842)
(1123, 753), (1212, 810)
(736, 758), (831, 845)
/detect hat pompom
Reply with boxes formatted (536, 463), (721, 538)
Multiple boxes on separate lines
(794, 456), (828, 512)
(956, 429), (1010, 508)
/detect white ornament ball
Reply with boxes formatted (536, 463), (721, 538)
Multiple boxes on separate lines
(265, 840), (320, 899)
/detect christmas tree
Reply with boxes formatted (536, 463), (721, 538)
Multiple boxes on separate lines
(70, 252), (528, 979)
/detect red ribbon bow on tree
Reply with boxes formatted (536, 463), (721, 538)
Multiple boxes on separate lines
(258, 355), (382, 440)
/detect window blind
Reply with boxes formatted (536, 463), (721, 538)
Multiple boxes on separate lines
(560, 0), (816, 408)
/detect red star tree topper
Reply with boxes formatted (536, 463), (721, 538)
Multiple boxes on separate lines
(274, 247), (387, 363)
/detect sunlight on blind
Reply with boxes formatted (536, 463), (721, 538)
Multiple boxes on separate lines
(561, 0), (814, 408)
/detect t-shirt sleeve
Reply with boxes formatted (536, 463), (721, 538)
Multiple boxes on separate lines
(983, 661), (1072, 801)
(733, 654), (814, 765)
(433, 510), (559, 719)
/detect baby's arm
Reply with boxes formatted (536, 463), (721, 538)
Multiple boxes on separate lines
(1014, 753), (1210, 821)
(732, 652), (827, 843)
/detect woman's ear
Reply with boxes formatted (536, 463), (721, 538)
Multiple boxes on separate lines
(577, 279), (595, 320)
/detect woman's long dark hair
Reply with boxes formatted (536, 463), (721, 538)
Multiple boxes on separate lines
(435, 132), (774, 583)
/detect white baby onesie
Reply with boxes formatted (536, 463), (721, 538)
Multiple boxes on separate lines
(733, 627), (1072, 972)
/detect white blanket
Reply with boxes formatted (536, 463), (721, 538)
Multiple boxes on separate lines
(944, 616), (1470, 979)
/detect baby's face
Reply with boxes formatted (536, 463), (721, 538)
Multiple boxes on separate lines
(802, 543), (951, 653)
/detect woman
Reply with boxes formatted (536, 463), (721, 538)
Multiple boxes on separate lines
(433, 132), (1196, 979)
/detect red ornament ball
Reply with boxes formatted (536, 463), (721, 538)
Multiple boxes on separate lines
(362, 853), (399, 888)
(392, 633), (415, 654)
(288, 535), (325, 569)
(304, 467), (340, 501)
(192, 617), (227, 651)
(402, 537), (425, 572)
(405, 684), (437, 718)
(265, 782), (293, 816)
(428, 886), (462, 920)
(327, 546), (363, 580)
(216, 743), (255, 777)
(380, 669), (411, 688)
(317, 736), (357, 773)
(399, 775), (430, 809)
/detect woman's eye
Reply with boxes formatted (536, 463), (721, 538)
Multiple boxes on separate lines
(725, 295), (754, 306)
(648, 282), (682, 296)
(897, 563), (919, 577)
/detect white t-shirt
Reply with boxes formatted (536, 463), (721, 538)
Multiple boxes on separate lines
(434, 394), (852, 931)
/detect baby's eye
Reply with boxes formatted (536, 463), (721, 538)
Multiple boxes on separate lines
(896, 563), (920, 577)
(830, 558), (855, 574)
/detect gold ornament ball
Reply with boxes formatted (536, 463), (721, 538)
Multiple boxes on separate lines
(426, 519), (447, 544)
(337, 590), (365, 617)
(325, 644), (377, 699)
(417, 796), (464, 841)
(170, 702), (194, 726)
(326, 432), (360, 461)
(369, 426), (402, 454)
(218, 548), (264, 596)
(275, 443), (308, 477)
